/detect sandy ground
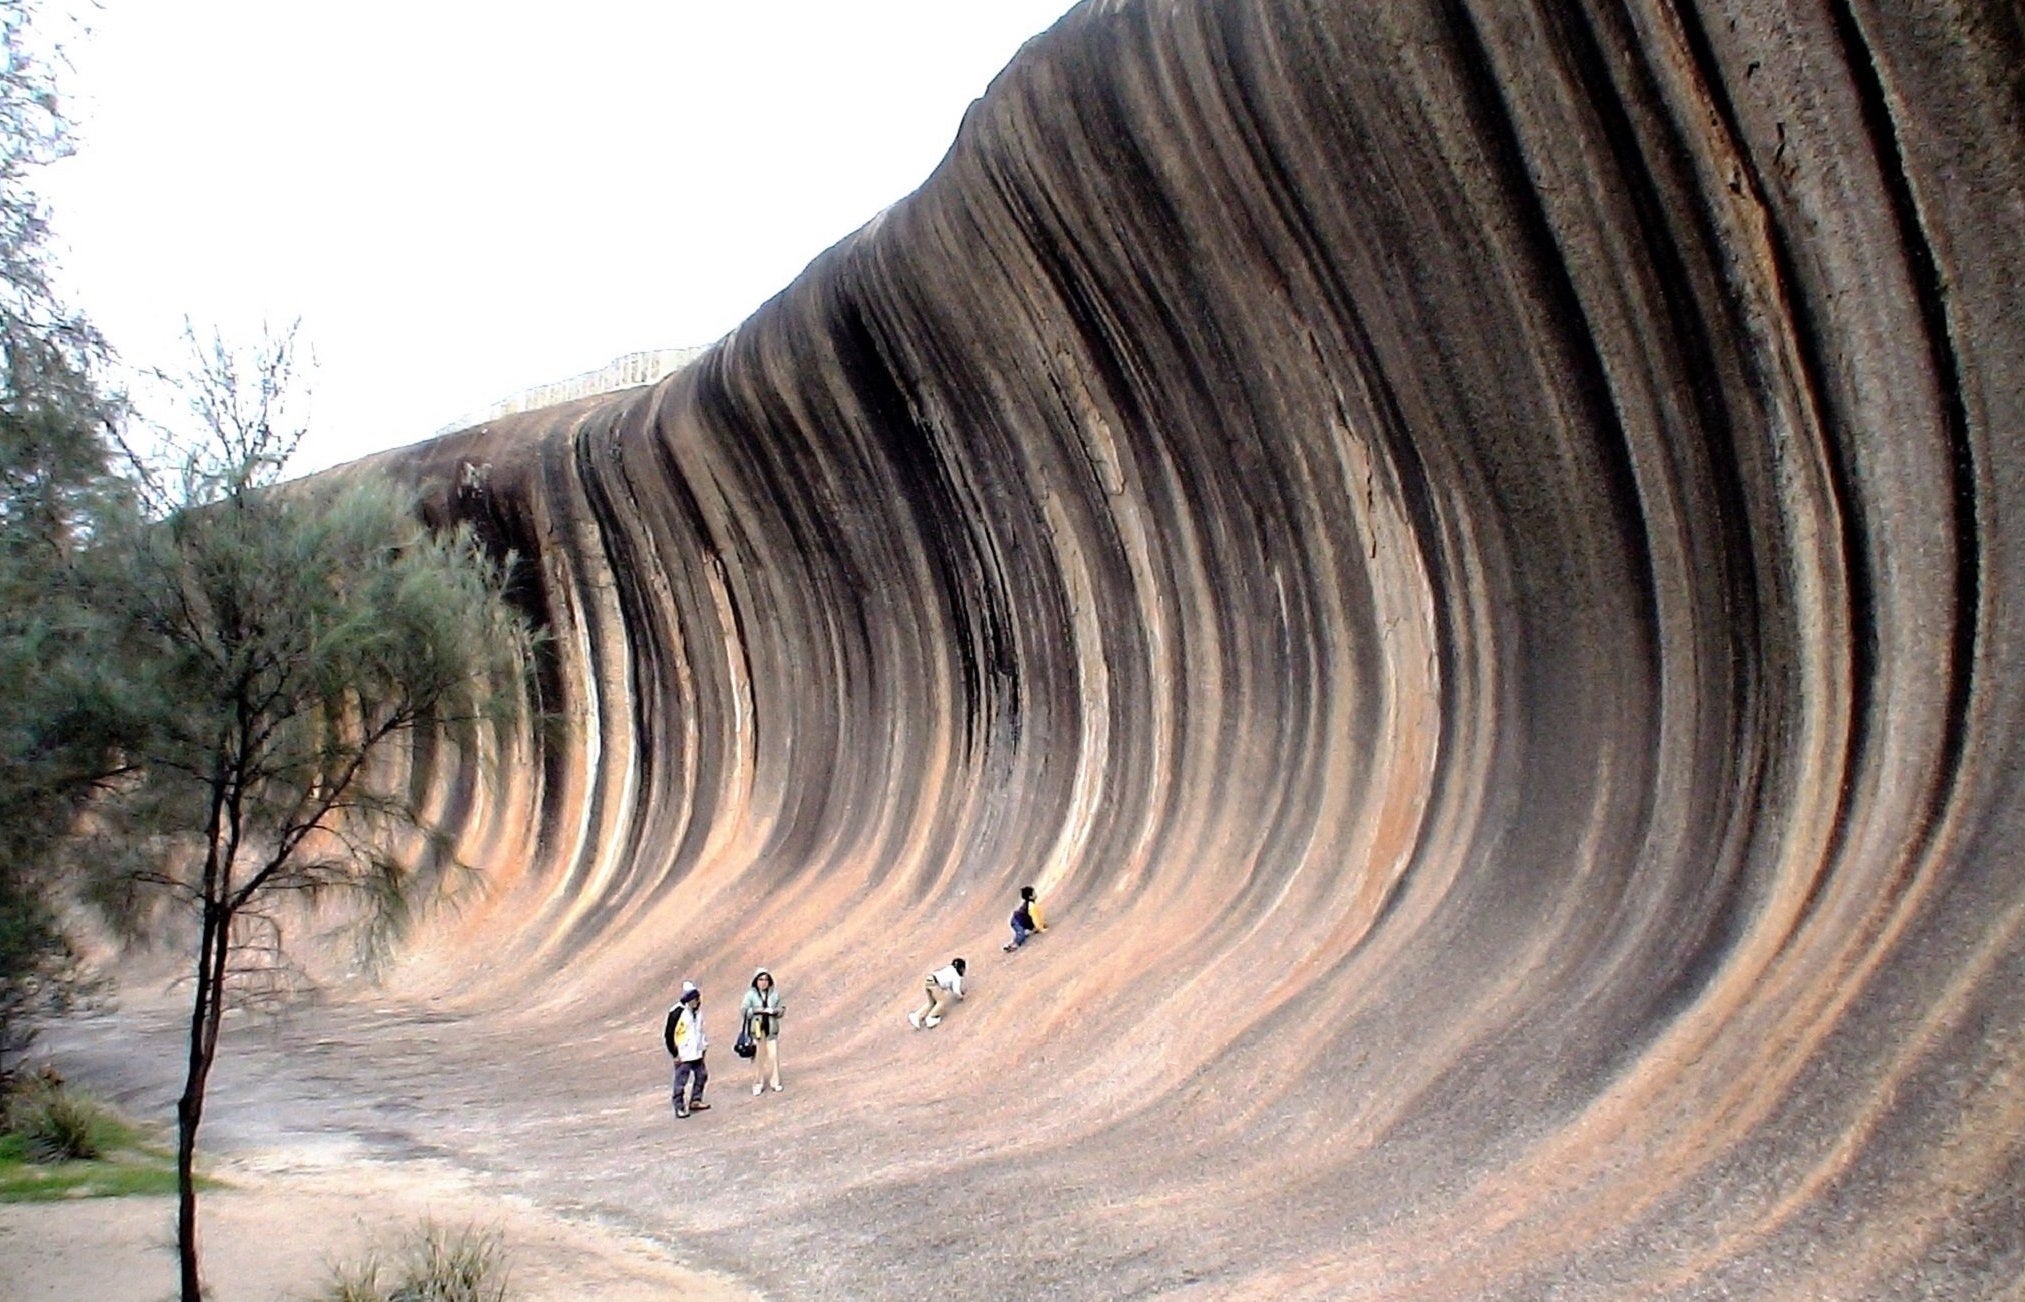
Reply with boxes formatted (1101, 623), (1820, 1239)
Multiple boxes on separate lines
(0, 1149), (755, 1301)
(16, 970), (1318, 1298)
(12, 976), (1244, 1300)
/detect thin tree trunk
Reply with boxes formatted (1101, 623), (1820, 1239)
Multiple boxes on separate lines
(176, 900), (228, 1302)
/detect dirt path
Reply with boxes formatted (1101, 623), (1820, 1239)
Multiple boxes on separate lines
(8, 993), (760, 1301)
(0, 1155), (754, 1301)
(20, 979), (1256, 1298)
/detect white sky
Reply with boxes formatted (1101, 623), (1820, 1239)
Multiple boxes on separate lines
(39, 1), (1083, 474)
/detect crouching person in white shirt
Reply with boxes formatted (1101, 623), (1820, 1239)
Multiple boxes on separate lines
(909, 958), (966, 1029)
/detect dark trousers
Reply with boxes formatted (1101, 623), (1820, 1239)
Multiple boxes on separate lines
(673, 1054), (708, 1109)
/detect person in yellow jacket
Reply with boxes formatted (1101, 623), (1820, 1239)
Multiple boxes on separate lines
(1002, 885), (1048, 952)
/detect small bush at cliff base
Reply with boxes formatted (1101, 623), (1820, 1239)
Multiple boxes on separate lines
(320, 1220), (512, 1302)
(3, 1075), (128, 1162)
(0, 1073), (182, 1200)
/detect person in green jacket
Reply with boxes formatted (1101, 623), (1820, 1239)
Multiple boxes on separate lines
(741, 968), (786, 1094)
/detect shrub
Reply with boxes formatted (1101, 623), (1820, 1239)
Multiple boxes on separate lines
(3, 1076), (126, 1163)
(320, 1220), (511, 1302)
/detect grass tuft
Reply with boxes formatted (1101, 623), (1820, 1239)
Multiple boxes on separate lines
(0, 1072), (188, 1201)
(318, 1220), (512, 1302)
(4, 1077), (131, 1162)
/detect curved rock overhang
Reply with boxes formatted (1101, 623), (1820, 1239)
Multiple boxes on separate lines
(327, 0), (2025, 1294)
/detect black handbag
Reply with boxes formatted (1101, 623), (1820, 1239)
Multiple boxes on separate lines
(734, 1015), (757, 1059)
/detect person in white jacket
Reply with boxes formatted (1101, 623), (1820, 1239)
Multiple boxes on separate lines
(664, 981), (710, 1117)
(909, 958), (966, 1029)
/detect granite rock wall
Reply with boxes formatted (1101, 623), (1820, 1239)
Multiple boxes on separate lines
(344, 0), (2025, 1293)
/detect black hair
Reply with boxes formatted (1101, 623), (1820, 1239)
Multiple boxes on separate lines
(952, 957), (967, 975)
(1020, 886), (1036, 901)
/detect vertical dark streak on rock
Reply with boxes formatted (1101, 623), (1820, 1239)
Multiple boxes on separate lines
(529, 414), (631, 913)
(1548, 0), (1771, 1041)
(1215, 2), (1463, 926)
(1672, 1), (1877, 933)
(565, 406), (676, 941)
(1442, 0), (1664, 911)
(635, 405), (738, 892)
(1825, 0), (1982, 858)
(833, 295), (1006, 762)
(527, 451), (581, 866)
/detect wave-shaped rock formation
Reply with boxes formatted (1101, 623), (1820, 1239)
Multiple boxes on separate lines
(341, 0), (2025, 1294)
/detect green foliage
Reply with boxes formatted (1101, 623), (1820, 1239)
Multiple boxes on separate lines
(0, 871), (81, 1059)
(3, 1074), (124, 1160)
(0, 0), (122, 569)
(0, 17), (533, 1295)
(73, 325), (536, 1302)
(0, 1073), (185, 1200)
(319, 1221), (513, 1302)
(47, 322), (535, 987)
(0, 1150), (183, 1200)
(0, 0), (128, 1064)
(83, 456), (534, 972)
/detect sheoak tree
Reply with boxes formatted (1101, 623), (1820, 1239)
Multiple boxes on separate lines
(0, 0), (129, 1065)
(86, 327), (533, 1301)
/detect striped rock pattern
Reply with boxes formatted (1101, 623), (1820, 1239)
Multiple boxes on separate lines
(346, 0), (2025, 1294)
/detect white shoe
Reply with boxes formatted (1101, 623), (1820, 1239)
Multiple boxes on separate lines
(923, 1016), (941, 1028)
(771, 1083), (783, 1092)
(753, 1084), (765, 1096)
(907, 1011), (921, 1029)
